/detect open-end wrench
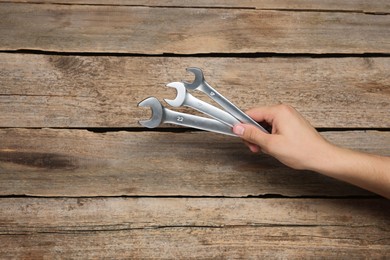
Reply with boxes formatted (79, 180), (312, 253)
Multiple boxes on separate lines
(138, 97), (237, 137)
(182, 67), (269, 134)
(164, 82), (240, 128)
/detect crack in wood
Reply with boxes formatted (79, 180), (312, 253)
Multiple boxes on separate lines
(2, 223), (381, 236)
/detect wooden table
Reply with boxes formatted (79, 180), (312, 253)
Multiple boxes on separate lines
(1, 1), (389, 258)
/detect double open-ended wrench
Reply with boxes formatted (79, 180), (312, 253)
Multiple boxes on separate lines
(138, 97), (237, 137)
(183, 67), (269, 134)
(165, 82), (240, 128)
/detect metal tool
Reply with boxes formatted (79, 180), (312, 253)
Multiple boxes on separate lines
(182, 67), (269, 133)
(138, 97), (237, 137)
(164, 82), (240, 128)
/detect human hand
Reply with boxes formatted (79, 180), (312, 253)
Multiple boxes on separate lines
(233, 104), (390, 198)
(233, 104), (333, 170)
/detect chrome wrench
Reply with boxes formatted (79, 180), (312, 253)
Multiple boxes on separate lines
(138, 97), (237, 137)
(165, 82), (240, 128)
(182, 67), (269, 133)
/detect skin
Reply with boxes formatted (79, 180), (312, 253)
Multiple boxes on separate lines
(233, 104), (390, 199)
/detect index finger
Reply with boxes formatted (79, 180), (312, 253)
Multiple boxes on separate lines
(245, 105), (281, 125)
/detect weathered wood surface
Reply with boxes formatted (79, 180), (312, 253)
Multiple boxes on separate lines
(3, 226), (389, 259)
(1, 128), (388, 197)
(0, 198), (389, 258)
(1, 1), (389, 258)
(1, 4), (389, 54)
(2, 198), (389, 231)
(1, 54), (389, 128)
(2, 0), (389, 13)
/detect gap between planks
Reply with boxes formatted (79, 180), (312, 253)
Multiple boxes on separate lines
(0, 1), (389, 14)
(3, 49), (390, 57)
(0, 194), (380, 199)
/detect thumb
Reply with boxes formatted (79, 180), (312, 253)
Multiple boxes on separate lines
(233, 123), (269, 147)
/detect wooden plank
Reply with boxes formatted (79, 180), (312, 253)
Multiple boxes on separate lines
(1, 128), (388, 197)
(2, 227), (388, 258)
(2, 197), (389, 232)
(1, 4), (389, 54)
(0, 198), (389, 258)
(1, 54), (389, 128)
(2, 0), (389, 13)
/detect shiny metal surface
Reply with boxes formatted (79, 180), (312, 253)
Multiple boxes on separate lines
(182, 67), (269, 133)
(138, 97), (237, 137)
(165, 82), (240, 128)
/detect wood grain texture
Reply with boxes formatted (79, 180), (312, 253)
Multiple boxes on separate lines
(1, 54), (389, 128)
(1, 1), (389, 258)
(0, 198), (389, 258)
(1, 128), (388, 197)
(2, 197), (389, 232)
(2, 0), (389, 13)
(2, 227), (389, 259)
(1, 3), (389, 54)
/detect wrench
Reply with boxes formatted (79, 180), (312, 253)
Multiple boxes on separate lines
(138, 97), (237, 137)
(182, 67), (269, 133)
(164, 82), (240, 128)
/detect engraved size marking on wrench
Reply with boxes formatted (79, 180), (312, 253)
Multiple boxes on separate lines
(176, 116), (184, 122)
(165, 82), (241, 128)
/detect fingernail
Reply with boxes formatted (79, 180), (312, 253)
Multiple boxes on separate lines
(233, 124), (245, 136)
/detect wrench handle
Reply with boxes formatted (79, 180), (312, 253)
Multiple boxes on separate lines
(185, 94), (240, 128)
(163, 108), (237, 137)
(199, 82), (269, 133)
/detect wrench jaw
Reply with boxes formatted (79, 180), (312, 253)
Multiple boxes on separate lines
(164, 82), (186, 107)
(183, 67), (205, 90)
(137, 97), (164, 128)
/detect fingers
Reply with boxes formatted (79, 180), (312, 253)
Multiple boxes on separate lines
(236, 104), (293, 154)
(243, 140), (261, 153)
(245, 105), (280, 125)
(233, 123), (270, 149)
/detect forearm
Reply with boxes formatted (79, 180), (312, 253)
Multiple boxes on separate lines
(309, 144), (390, 199)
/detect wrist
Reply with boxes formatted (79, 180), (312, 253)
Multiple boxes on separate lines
(306, 143), (390, 198)
(305, 141), (342, 174)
